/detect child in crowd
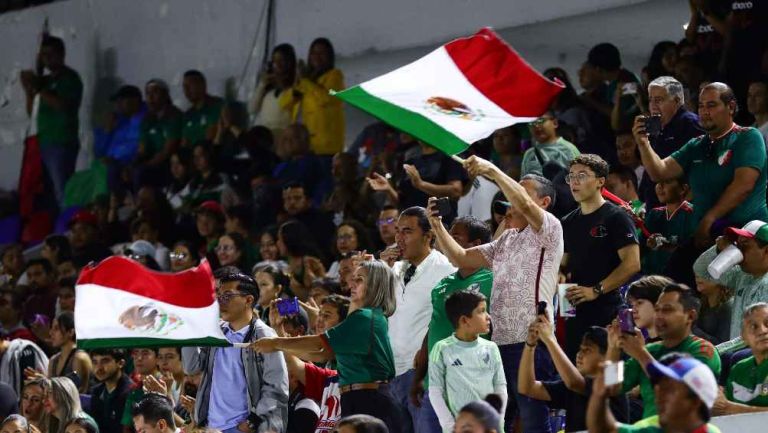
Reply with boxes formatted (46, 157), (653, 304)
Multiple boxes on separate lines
(642, 177), (695, 275)
(693, 259), (733, 345)
(625, 275), (671, 343)
(519, 318), (628, 432)
(428, 290), (506, 433)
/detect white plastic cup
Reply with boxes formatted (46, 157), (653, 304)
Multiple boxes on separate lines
(708, 245), (743, 279)
(558, 284), (577, 318)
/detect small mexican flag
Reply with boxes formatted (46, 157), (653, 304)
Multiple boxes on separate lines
(333, 28), (564, 155)
(75, 256), (229, 349)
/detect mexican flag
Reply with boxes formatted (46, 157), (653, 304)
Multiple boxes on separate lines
(333, 28), (564, 155)
(75, 256), (229, 349)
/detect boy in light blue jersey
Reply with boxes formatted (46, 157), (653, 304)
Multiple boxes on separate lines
(428, 290), (507, 433)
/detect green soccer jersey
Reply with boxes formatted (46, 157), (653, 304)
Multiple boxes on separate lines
(619, 418), (721, 433)
(182, 97), (223, 146)
(37, 66), (83, 145)
(622, 335), (721, 419)
(428, 335), (506, 421)
(427, 269), (493, 356)
(139, 108), (183, 159)
(642, 201), (696, 275)
(726, 355), (768, 407)
(671, 126), (768, 226)
(323, 307), (395, 386)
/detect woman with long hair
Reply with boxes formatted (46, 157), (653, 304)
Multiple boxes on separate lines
(252, 43), (296, 137)
(215, 233), (248, 272)
(253, 264), (291, 325)
(327, 220), (372, 279)
(252, 259), (400, 433)
(47, 313), (92, 394)
(21, 379), (49, 433)
(43, 378), (94, 433)
(253, 226), (289, 271)
(279, 38), (345, 156)
(169, 241), (200, 273)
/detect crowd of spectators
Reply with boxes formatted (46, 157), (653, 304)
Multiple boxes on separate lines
(2, 2), (768, 433)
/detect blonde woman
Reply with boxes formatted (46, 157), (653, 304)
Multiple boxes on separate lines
(43, 378), (95, 433)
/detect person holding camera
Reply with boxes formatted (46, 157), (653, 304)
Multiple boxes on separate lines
(607, 284), (720, 421)
(182, 267), (289, 433)
(587, 353), (720, 433)
(634, 82), (768, 248)
(252, 260), (401, 433)
(426, 155), (563, 433)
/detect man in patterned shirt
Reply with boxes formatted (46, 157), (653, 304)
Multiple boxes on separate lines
(428, 155), (563, 433)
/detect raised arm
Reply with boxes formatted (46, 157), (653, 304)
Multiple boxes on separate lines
(632, 116), (684, 181)
(426, 197), (489, 270)
(463, 155), (545, 231)
(587, 367), (619, 433)
(517, 321), (552, 401)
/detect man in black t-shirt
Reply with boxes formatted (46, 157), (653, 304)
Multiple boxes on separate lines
(561, 154), (641, 359)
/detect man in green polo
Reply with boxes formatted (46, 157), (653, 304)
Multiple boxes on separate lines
(135, 79), (182, 186)
(635, 82), (768, 246)
(181, 70), (223, 147)
(20, 35), (83, 208)
(409, 216), (493, 427)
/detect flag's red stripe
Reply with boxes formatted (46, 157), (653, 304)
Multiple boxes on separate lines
(76, 256), (215, 308)
(444, 28), (564, 117)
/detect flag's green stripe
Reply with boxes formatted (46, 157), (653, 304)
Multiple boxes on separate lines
(333, 86), (469, 155)
(78, 336), (230, 350)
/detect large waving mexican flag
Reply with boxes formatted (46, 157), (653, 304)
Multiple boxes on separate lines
(333, 28), (564, 155)
(75, 257), (229, 349)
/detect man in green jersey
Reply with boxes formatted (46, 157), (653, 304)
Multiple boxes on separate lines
(716, 302), (768, 414)
(635, 82), (768, 246)
(136, 79), (182, 187)
(608, 284), (721, 419)
(410, 216), (493, 413)
(21, 35), (83, 208)
(588, 353), (721, 433)
(181, 70), (223, 147)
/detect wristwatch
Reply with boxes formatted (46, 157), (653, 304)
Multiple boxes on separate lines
(592, 282), (604, 297)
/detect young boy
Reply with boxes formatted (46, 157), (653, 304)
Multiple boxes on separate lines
(428, 290), (506, 433)
(518, 318), (628, 432)
(642, 177), (695, 275)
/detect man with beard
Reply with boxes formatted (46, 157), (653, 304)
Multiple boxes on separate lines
(635, 82), (768, 246)
(89, 349), (133, 433)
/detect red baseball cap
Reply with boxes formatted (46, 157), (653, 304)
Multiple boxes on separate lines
(68, 210), (98, 227)
(196, 200), (224, 216)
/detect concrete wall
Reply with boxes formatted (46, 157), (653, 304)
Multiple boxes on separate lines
(0, 0), (687, 191)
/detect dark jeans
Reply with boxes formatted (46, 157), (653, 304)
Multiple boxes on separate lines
(340, 385), (401, 433)
(390, 369), (417, 433)
(499, 342), (556, 433)
(39, 143), (78, 208)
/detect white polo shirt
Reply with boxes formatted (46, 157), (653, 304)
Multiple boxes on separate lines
(389, 249), (456, 376)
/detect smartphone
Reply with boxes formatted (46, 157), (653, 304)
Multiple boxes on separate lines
(618, 308), (636, 334)
(276, 297), (300, 317)
(604, 361), (625, 386)
(645, 115), (662, 138)
(622, 82), (638, 95)
(537, 301), (547, 316)
(434, 197), (452, 217)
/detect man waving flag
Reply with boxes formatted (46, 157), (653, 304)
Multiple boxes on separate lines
(75, 256), (229, 349)
(333, 27), (564, 155)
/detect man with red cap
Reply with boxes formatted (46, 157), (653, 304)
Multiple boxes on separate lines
(694, 219), (768, 344)
(69, 210), (111, 267)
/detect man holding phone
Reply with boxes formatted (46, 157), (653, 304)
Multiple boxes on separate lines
(607, 284), (720, 420)
(634, 82), (768, 247)
(426, 155), (563, 433)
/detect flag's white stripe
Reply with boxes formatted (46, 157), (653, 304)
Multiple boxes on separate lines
(75, 284), (227, 341)
(360, 46), (536, 144)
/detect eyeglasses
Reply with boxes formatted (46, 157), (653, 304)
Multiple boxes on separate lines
(565, 172), (598, 185)
(215, 245), (236, 253)
(530, 117), (553, 126)
(169, 251), (188, 261)
(126, 254), (144, 261)
(217, 292), (247, 304)
(377, 217), (396, 226)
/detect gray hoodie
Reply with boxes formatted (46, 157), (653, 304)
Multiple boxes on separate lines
(182, 318), (288, 433)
